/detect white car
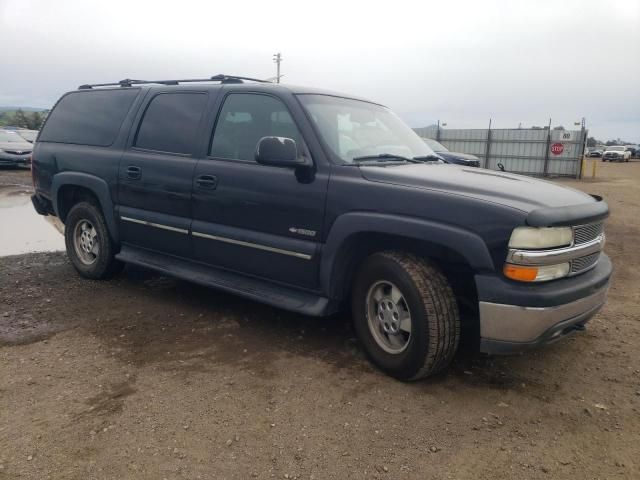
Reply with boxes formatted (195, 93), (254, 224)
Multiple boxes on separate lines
(602, 146), (631, 162)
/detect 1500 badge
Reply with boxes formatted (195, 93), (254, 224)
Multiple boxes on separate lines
(289, 227), (316, 237)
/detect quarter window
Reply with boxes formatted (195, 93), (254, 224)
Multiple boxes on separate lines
(39, 89), (139, 147)
(210, 94), (302, 161)
(135, 93), (207, 155)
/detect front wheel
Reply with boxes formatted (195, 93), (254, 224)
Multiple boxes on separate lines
(64, 201), (123, 279)
(351, 251), (460, 381)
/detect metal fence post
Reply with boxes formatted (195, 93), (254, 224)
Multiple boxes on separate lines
(484, 118), (492, 169)
(542, 117), (552, 177)
(577, 121), (587, 179)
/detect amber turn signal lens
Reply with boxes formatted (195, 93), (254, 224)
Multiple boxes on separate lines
(503, 264), (538, 282)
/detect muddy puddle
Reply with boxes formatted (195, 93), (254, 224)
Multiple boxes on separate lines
(0, 185), (65, 256)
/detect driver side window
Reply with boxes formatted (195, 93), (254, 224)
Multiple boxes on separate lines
(210, 93), (303, 162)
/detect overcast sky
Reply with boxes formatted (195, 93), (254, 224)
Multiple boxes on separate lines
(1, 0), (638, 142)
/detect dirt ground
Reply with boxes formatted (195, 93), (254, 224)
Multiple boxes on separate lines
(1, 161), (639, 480)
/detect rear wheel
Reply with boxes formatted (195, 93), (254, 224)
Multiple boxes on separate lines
(64, 201), (123, 279)
(351, 251), (460, 381)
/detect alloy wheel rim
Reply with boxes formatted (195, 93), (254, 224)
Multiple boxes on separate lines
(365, 280), (412, 354)
(73, 219), (99, 265)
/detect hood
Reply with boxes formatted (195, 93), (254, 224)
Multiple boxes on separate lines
(0, 141), (33, 151)
(359, 163), (596, 213)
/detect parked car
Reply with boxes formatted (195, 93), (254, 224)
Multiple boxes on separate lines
(31, 75), (611, 380)
(16, 129), (39, 143)
(586, 148), (602, 157)
(623, 145), (637, 158)
(0, 129), (33, 167)
(602, 146), (631, 162)
(422, 137), (481, 167)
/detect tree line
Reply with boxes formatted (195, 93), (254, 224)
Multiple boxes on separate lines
(0, 109), (47, 130)
(586, 136), (636, 148)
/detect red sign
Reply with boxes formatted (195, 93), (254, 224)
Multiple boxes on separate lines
(551, 143), (564, 155)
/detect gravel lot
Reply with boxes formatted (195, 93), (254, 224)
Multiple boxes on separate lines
(1, 162), (639, 479)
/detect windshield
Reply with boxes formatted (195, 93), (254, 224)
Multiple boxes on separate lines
(607, 146), (624, 151)
(297, 94), (436, 163)
(0, 130), (29, 143)
(422, 137), (448, 152)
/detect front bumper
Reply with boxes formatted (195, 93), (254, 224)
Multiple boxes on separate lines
(476, 254), (612, 354)
(0, 152), (31, 167)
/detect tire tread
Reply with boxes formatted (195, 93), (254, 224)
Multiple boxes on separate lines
(376, 251), (460, 380)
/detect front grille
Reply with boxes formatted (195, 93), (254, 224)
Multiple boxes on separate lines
(571, 252), (600, 274)
(4, 150), (31, 155)
(574, 222), (603, 245)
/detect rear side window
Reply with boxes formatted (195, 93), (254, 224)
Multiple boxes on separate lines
(39, 89), (139, 146)
(210, 93), (302, 161)
(134, 93), (207, 155)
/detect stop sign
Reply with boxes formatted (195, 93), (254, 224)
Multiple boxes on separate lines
(551, 143), (564, 155)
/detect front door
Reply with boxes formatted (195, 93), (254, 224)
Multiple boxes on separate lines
(117, 91), (210, 258)
(191, 91), (328, 289)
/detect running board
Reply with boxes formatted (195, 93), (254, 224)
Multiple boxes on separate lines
(116, 245), (333, 317)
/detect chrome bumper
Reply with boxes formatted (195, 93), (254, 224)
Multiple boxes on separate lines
(479, 286), (608, 354)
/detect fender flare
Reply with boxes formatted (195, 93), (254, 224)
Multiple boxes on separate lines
(320, 212), (495, 298)
(51, 172), (119, 242)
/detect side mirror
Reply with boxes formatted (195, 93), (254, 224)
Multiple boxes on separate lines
(255, 136), (309, 168)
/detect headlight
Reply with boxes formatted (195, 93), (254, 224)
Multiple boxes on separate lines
(508, 226), (573, 249)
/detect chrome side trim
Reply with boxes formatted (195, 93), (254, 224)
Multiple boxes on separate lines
(479, 286), (608, 343)
(507, 235), (604, 266)
(192, 231), (312, 260)
(120, 216), (189, 234)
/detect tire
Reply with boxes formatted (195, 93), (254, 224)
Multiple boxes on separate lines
(351, 251), (460, 381)
(64, 201), (123, 279)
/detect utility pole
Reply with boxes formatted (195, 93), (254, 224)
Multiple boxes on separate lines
(273, 52), (282, 83)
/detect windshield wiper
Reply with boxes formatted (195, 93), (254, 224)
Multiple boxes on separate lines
(352, 153), (421, 164)
(412, 154), (444, 162)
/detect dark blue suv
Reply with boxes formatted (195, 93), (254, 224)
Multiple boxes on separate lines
(30, 75), (612, 380)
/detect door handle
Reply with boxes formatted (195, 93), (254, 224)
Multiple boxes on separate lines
(196, 174), (218, 189)
(126, 165), (141, 180)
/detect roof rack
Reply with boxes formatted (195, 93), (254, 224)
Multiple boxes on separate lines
(78, 74), (271, 90)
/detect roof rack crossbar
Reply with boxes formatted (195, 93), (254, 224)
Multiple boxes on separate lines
(78, 74), (271, 90)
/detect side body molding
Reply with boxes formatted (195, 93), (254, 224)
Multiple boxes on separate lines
(51, 172), (118, 242)
(320, 212), (495, 298)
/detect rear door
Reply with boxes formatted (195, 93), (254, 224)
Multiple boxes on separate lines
(117, 90), (211, 258)
(191, 91), (329, 289)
